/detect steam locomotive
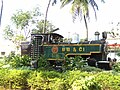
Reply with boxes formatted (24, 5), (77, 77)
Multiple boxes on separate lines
(21, 31), (112, 70)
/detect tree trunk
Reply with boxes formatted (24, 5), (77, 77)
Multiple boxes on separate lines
(43, 0), (52, 33)
(83, 15), (88, 41)
(0, 0), (3, 26)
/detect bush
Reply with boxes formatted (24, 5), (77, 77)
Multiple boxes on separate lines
(1, 64), (120, 90)
(113, 62), (120, 72)
(4, 54), (31, 69)
(81, 66), (102, 72)
(0, 69), (10, 88)
(7, 69), (31, 89)
(94, 72), (120, 90)
(37, 55), (50, 69)
(71, 77), (101, 90)
(27, 70), (63, 90)
(62, 70), (102, 90)
(0, 69), (31, 89)
(51, 78), (69, 90)
(62, 56), (86, 71)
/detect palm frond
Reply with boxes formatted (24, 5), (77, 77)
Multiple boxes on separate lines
(70, 0), (89, 22)
(60, 0), (73, 7)
(89, 0), (98, 19)
(52, 0), (57, 6)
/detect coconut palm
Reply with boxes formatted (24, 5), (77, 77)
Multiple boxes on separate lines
(52, 0), (104, 40)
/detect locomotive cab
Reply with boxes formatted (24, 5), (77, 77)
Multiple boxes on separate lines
(48, 33), (64, 44)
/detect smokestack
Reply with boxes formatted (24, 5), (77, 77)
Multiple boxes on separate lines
(94, 31), (100, 40)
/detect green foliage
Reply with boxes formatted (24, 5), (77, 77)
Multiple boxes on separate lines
(3, 53), (51, 70)
(113, 62), (120, 72)
(37, 55), (50, 69)
(3, 25), (14, 40)
(51, 78), (68, 90)
(11, 10), (32, 29)
(3, 6), (57, 51)
(117, 50), (120, 56)
(94, 72), (120, 90)
(63, 70), (91, 86)
(81, 66), (102, 72)
(41, 71), (61, 78)
(7, 69), (31, 89)
(9, 9), (34, 43)
(62, 70), (102, 90)
(60, 0), (103, 22)
(62, 56), (86, 71)
(71, 77), (101, 90)
(3, 7), (42, 44)
(1, 52), (120, 90)
(0, 69), (120, 90)
(33, 19), (56, 34)
(27, 70), (64, 90)
(0, 69), (31, 89)
(4, 52), (31, 69)
(0, 69), (10, 88)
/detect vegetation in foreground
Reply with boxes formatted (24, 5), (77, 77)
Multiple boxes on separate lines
(0, 53), (120, 90)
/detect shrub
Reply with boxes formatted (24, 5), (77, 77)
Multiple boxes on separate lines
(7, 69), (31, 89)
(27, 70), (63, 90)
(62, 70), (92, 89)
(0, 69), (10, 88)
(0, 69), (31, 89)
(62, 56), (86, 71)
(71, 77), (101, 90)
(4, 54), (31, 69)
(51, 78), (69, 90)
(62, 70), (102, 90)
(94, 72), (120, 90)
(0, 69), (120, 90)
(37, 55), (50, 69)
(113, 62), (120, 72)
(81, 66), (102, 72)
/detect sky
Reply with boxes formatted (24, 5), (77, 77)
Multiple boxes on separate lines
(1, 0), (120, 41)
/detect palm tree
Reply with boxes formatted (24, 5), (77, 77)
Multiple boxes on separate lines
(52, 0), (104, 41)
